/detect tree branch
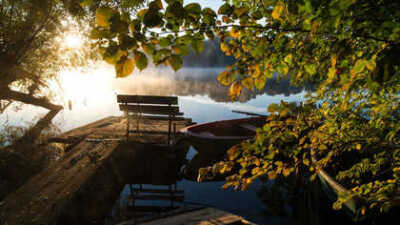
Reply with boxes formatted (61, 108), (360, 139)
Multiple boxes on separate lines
(0, 88), (63, 111)
(13, 107), (61, 151)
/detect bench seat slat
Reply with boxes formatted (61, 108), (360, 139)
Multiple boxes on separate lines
(129, 115), (187, 121)
(117, 95), (178, 105)
(119, 104), (182, 116)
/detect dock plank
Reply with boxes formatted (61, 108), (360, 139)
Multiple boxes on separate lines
(118, 207), (254, 225)
(0, 115), (193, 225)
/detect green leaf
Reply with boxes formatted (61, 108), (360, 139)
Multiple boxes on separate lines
(255, 75), (267, 90)
(168, 54), (182, 71)
(143, 8), (163, 27)
(80, 0), (94, 7)
(241, 77), (254, 89)
(172, 44), (189, 55)
(184, 3), (201, 14)
(165, 0), (182, 4)
(277, 63), (289, 75)
(96, 7), (114, 27)
(202, 7), (216, 17)
(354, 59), (366, 73)
(166, 1), (185, 19)
(134, 52), (148, 71)
(284, 54), (293, 65)
(305, 64), (317, 75)
(202, 8), (217, 25)
(218, 4), (233, 15)
(116, 58), (135, 78)
(159, 37), (171, 48)
(339, 0), (356, 10)
(268, 103), (279, 113)
(149, 0), (163, 10)
(304, 0), (313, 14)
(103, 46), (127, 65)
(234, 6), (248, 17)
(206, 31), (215, 39)
(191, 39), (203, 54)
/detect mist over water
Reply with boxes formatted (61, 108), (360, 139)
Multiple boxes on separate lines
(1, 66), (306, 131)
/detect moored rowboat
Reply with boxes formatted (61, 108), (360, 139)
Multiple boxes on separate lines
(179, 117), (266, 154)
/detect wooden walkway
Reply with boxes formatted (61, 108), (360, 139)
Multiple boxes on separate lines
(0, 115), (193, 225)
(118, 207), (255, 225)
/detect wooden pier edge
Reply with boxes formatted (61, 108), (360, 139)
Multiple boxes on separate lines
(118, 207), (256, 225)
(0, 115), (194, 225)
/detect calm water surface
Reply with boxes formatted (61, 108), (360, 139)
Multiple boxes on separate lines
(1, 66), (306, 224)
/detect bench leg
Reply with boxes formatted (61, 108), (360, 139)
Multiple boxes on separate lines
(125, 111), (129, 141)
(168, 118), (171, 145)
(136, 116), (140, 137)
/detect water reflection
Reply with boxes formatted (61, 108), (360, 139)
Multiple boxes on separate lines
(116, 68), (310, 103)
(107, 141), (273, 225)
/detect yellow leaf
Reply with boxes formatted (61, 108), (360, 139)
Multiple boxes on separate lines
(283, 168), (292, 177)
(331, 54), (337, 67)
(229, 82), (242, 101)
(230, 28), (240, 38)
(217, 71), (235, 86)
(116, 58), (135, 78)
(296, 71), (302, 79)
(252, 65), (261, 78)
(137, 9), (148, 19)
(356, 144), (362, 150)
(365, 60), (376, 71)
(272, 2), (284, 20)
(284, 54), (293, 65)
(220, 42), (229, 53)
(268, 171), (277, 180)
(274, 161), (283, 168)
(172, 46), (181, 54)
(241, 77), (254, 89)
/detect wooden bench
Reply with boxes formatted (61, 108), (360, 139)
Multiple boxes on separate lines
(117, 95), (184, 144)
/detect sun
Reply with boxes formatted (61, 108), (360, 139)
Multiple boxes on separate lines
(64, 33), (83, 49)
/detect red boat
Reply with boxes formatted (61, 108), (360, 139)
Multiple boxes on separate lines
(179, 117), (266, 154)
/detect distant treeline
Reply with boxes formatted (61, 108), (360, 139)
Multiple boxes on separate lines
(182, 39), (235, 67)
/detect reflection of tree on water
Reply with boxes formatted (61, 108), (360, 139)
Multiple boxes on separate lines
(116, 69), (312, 103)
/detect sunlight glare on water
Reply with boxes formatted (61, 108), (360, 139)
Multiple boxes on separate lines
(59, 63), (116, 107)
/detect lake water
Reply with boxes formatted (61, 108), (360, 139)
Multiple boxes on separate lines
(1, 65), (307, 224)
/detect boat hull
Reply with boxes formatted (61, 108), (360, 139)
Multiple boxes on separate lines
(180, 117), (265, 154)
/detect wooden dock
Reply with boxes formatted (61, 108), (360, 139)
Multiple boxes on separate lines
(118, 207), (255, 225)
(0, 115), (193, 225)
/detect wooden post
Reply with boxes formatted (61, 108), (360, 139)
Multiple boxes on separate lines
(137, 103), (141, 137)
(125, 109), (129, 141)
(173, 122), (177, 143)
(167, 103), (172, 145)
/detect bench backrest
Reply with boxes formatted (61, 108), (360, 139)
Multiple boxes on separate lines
(117, 95), (182, 116)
